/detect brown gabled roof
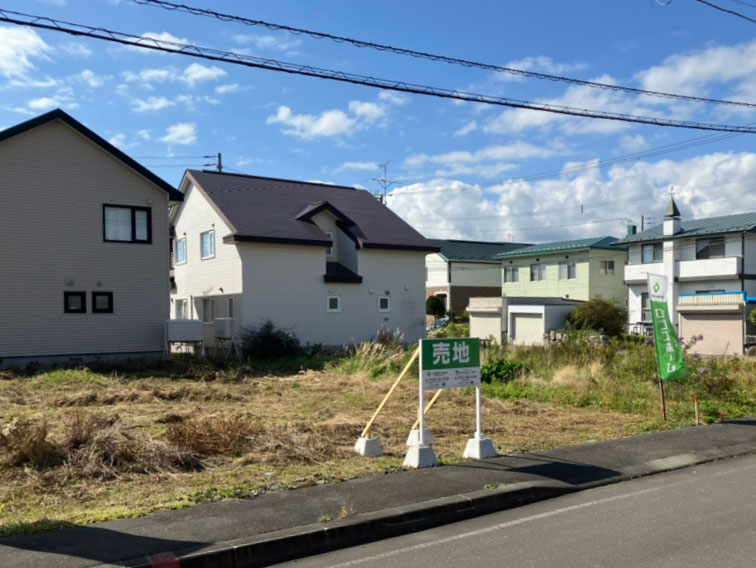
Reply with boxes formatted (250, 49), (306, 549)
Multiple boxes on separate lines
(185, 170), (439, 252)
(0, 109), (182, 201)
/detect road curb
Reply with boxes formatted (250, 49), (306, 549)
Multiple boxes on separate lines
(112, 441), (756, 568)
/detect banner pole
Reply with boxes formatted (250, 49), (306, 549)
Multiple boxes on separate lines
(658, 377), (667, 422)
(475, 385), (483, 441)
(418, 341), (426, 446)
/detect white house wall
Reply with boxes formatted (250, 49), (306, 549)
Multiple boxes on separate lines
(425, 253), (448, 287)
(0, 120), (170, 363)
(240, 244), (426, 346)
(171, 183), (243, 344)
(450, 262), (500, 286)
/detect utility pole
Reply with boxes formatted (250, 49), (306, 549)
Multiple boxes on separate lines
(204, 153), (223, 173)
(372, 161), (397, 203)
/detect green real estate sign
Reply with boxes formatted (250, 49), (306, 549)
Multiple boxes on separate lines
(420, 338), (481, 390)
(647, 274), (689, 382)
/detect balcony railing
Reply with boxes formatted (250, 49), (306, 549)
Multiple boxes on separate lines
(678, 291), (745, 306)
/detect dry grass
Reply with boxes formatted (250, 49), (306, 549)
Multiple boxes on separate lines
(0, 363), (648, 536)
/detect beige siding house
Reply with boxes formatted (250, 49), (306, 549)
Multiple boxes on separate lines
(171, 170), (438, 348)
(0, 109), (182, 369)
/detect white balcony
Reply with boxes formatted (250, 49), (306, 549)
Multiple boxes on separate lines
(678, 256), (741, 281)
(624, 262), (662, 284)
(678, 291), (745, 307)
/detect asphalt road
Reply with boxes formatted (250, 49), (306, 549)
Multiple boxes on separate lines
(277, 453), (756, 568)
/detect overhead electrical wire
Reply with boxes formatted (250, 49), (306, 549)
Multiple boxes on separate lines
(3, 8), (756, 134)
(124, 0), (756, 110)
(692, 0), (756, 23)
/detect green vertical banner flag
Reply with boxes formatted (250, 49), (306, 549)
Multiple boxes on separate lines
(647, 274), (689, 381)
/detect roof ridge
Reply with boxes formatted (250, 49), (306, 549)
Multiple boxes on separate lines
(190, 169), (359, 192)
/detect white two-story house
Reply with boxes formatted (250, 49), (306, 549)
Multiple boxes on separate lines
(0, 109), (182, 368)
(170, 170), (438, 348)
(615, 198), (756, 355)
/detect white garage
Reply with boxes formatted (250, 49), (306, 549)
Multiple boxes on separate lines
(679, 305), (744, 356)
(508, 303), (576, 346)
(511, 313), (544, 345)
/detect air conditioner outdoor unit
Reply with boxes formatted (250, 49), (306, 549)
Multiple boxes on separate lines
(214, 317), (236, 339)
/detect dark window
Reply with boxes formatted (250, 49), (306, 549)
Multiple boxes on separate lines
(641, 292), (652, 322)
(103, 205), (152, 243)
(642, 243), (662, 264)
(92, 292), (114, 313)
(64, 291), (86, 313)
(696, 237), (725, 259)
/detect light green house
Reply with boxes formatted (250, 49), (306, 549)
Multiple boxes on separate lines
(494, 236), (627, 304)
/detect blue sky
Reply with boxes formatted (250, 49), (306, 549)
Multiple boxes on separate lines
(2, 0), (756, 243)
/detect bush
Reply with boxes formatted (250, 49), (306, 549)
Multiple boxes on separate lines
(481, 358), (523, 383)
(566, 298), (628, 337)
(241, 319), (301, 360)
(426, 296), (446, 320)
(428, 322), (469, 338)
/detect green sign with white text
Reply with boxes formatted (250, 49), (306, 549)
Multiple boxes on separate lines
(420, 338), (481, 390)
(648, 274), (689, 382)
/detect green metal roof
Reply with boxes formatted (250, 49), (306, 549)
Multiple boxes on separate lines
(428, 239), (529, 262)
(493, 236), (619, 259)
(614, 211), (756, 245)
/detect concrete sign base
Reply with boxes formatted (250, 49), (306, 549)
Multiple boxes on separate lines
(354, 436), (383, 457)
(403, 445), (439, 468)
(463, 437), (498, 459)
(406, 428), (436, 447)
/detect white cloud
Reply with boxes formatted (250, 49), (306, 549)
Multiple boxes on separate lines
(0, 26), (50, 78)
(182, 63), (226, 87)
(335, 161), (380, 173)
(454, 120), (477, 137)
(132, 96), (175, 112)
(266, 98), (390, 140)
(125, 32), (190, 54)
(232, 34), (301, 52)
(59, 42), (93, 58)
(159, 122), (197, 145)
(38, 0), (67, 5)
(495, 55), (588, 82)
(388, 152), (756, 243)
(137, 129), (151, 140)
(378, 91), (411, 106)
(27, 97), (61, 111)
(636, 39), (756, 98)
(108, 133), (127, 148)
(76, 69), (108, 88)
(618, 134), (649, 153)
(404, 142), (561, 178)
(215, 83), (240, 95)
(123, 63), (226, 88)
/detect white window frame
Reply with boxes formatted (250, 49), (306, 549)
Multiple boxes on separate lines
(202, 298), (215, 323)
(559, 261), (576, 280)
(600, 260), (615, 275)
(504, 266), (518, 283)
(175, 238), (187, 265)
(530, 263), (546, 282)
(175, 299), (188, 320)
(200, 230), (215, 260)
(327, 295), (341, 313)
(378, 296), (391, 312)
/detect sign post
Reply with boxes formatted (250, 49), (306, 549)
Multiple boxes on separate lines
(647, 274), (690, 421)
(404, 337), (496, 468)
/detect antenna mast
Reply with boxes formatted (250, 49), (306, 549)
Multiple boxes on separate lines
(372, 161), (397, 203)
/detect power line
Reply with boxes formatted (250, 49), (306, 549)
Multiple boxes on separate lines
(125, 0), (756, 110)
(133, 155), (207, 159)
(692, 0), (756, 22)
(4, 9), (756, 134)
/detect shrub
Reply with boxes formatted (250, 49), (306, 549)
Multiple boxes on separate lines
(481, 358), (523, 383)
(426, 296), (446, 320)
(428, 323), (469, 339)
(566, 298), (628, 337)
(241, 319), (301, 360)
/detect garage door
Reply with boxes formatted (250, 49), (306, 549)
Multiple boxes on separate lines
(679, 313), (742, 356)
(511, 313), (544, 346)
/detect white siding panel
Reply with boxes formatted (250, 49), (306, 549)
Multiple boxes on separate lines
(0, 120), (171, 360)
(425, 254), (448, 287)
(450, 262), (500, 287)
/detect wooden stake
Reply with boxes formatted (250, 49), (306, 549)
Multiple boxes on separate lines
(658, 378), (667, 422)
(694, 396), (700, 425)
(360, 348), (419, 438)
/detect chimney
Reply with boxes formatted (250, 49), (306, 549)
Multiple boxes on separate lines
(663, 196), (681, 236)
(627, 224), (637, 237)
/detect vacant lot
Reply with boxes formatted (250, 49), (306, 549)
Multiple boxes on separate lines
(0, 350), (652, 536)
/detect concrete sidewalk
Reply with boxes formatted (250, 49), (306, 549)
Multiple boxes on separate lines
(3, 419), (756, 568)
